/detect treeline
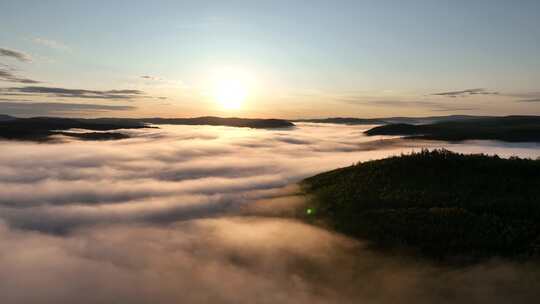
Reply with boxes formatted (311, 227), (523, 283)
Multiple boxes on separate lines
(0, 116), (144, 141)
(0, 115), (295, 141)
(302, 149), (540, 260)
(365, 116), (540, 142)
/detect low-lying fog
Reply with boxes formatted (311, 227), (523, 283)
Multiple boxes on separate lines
(1, 123), (539, 303)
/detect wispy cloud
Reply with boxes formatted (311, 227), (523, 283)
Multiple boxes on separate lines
(430, 107), (478, 112)
(0, 101), (135, 116)
(359, 100), (439, 107)
(0, 86), (145, 100)
(431, 88), (499, 98)
(0, 68), (41, 84)
(517, 98), (540, 103)
(343, 98), (478, 112)
(177, 17), (225, 30)
(31, 37), (70, 51)
(139, 75), (187, 87)
(431, 89), (540, 103)
(0, 48), (38, 83)
(505, 92), (540, 103)
(380, 100), (476, 111)
(140, 75), (162, 81)
(0, 48), (31, 62)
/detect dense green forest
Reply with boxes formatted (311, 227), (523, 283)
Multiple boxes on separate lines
(302, 150), (540, 260)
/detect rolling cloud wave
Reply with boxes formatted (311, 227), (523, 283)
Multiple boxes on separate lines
(1, 123), (540, 303)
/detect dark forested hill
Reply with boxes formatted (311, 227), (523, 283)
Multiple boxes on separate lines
(302, 150), (540, 260)
(365, 116), (540, 142)
(0, 114), (15, 121)
(0, 115), (295, 141)
(296, 115), (487, 125)
(133, 116), (295, 128)
(0, 116), (145, 141)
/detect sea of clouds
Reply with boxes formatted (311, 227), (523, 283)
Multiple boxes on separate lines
(1, 123), (539, 303)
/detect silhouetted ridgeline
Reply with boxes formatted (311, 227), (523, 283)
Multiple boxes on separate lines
(55, 131), (131, 141)
(136, 116), (295, 128)
(0, 116), (145, 141)
(302, 150), (540, 260)
(86, 117), (294, 129)
(365, 116), (540, 142)
(0, 114), (16, 122)
(296, 115), (487, 125)
(0, 115), (295, 141)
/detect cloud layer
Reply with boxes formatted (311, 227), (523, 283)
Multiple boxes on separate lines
(0, 86), (145, 100)
(1, 123), (540, 303)
(0, 61), (40, 84)
(32, 37), (70, 51)
(0, 68), (40, 84)
(432, 88), (499, 98)
(0, 101), (136, 116)
(2, 217), (539, 304)
(0, 47), (31, 62)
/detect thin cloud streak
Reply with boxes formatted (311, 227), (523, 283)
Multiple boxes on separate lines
(32, 37), (71, 51)
(431, 88), (499, 98)
(0, 48), (31, 62)
(0, 69), (41, 84)
(0, 101), (136, 116)
(0, 86), (145, 100)
(518, 99), (540, 102)
(140, 75), (162, 81)
(343, 98), (477, 112)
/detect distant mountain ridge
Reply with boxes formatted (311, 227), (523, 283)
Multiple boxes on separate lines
(0, 115), (295, 141)
(4, 114), (540, 142)
(0, 116), (146, 141)
(0, 114), (16, 121)
(365, 115), (540, 142)
(295, 115), (491, 125)
(90, 116), (295, 129)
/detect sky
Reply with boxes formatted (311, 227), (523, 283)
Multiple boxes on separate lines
(1, 0), (540, 118)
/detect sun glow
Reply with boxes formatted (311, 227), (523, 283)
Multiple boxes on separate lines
(213, 79), (247, 110)
(210, 67), (254, 111)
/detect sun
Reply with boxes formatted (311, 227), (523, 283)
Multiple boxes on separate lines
(209, 67), (254, 111)
(213, 79), (247, 110)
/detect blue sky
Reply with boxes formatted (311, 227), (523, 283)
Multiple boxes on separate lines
(1, 0), (539, 117)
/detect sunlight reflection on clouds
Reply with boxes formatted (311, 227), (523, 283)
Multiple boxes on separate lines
(1, 123), (539, 303)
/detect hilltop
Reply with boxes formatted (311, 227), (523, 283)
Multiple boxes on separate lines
(0, 116), (145, 141)
(302, 150), (540, 260)
(127, 116), (294, 129)
(0, 115), (295, 141)
(365, 116), (540, 142)
(296, 115), (488, 125)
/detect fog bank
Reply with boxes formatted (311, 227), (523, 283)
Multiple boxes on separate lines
(1, 123), (539, 303)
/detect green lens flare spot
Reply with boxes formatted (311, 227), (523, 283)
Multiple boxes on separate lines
(306, 208), (314, 215)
